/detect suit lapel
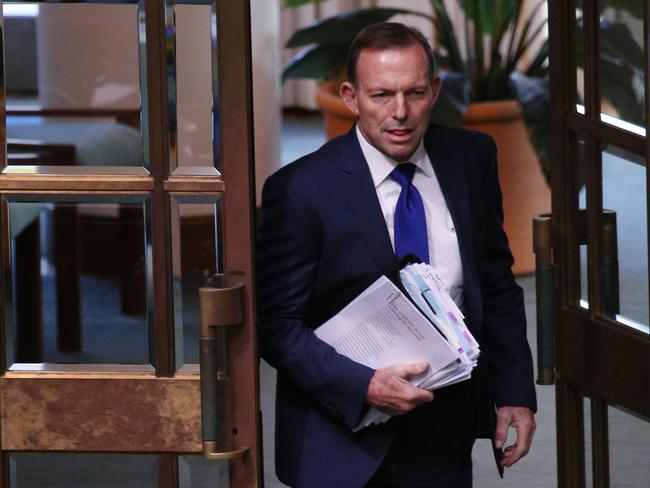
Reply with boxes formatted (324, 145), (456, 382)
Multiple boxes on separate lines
(425, 134), (480, 325)
(335, 129), (397, 274)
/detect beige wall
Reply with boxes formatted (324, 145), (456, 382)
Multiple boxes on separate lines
(251, 0), (282, 204)
(37, 4), (140, 109)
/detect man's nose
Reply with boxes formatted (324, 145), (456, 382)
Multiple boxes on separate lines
(393, 93), (407, 121)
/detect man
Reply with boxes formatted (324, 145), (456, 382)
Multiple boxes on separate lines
(256, 22), (536, 488)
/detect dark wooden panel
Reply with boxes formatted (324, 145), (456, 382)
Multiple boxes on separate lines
(0, 376), (201, 452)
(591, 396), (610, 488)
(159, 453), (178, 488)
(556, 311), (650, 417)
(555, 380), (586, 488)
(565, 114), (646, 158)
(143, 0), (174, 379)
(218, 0), (262, 486)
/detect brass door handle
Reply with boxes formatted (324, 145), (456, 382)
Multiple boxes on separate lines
(199, 283), (249, 460)
(533, 214), (555, 385)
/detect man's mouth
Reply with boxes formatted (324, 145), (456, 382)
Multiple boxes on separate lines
(386, 128), (413, 140)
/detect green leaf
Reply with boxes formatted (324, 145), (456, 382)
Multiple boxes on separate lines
(471, 1), (485, 98)
(430, 0), (465, 72)
(282, 44), (350, 82)
(507, 16), (547, 74)
(458, 0), (521, 36)
(504, 0), (526, 68)
(509, 71), (550, 183)
(283, 0), (326, 8)
(285, 8), (416, 48)
(430, 72), (471, 127)
(484, 1), (521, 100)
(504, 1), (547, 74)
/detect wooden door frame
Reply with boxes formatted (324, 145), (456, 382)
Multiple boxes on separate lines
(0, 1), (261, 486)
(216, 1), (262, 486)
(548, 1), (650, 487)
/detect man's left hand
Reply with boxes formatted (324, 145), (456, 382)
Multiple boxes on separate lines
(494, 406), (536, 468)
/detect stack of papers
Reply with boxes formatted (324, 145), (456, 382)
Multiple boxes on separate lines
(315, 263), (479, 430)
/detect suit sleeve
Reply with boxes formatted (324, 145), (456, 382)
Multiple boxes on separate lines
(479, 138), (537, 412)
(255, 172), (375, 429)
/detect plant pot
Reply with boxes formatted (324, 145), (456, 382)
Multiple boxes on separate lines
(461, 100), (550, 275)
(315, 84), (549, 275)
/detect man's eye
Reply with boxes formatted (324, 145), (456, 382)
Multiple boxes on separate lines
(372, 93), (389, 98)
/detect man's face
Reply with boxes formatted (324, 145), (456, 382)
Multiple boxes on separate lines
(340, 44), (441, 162)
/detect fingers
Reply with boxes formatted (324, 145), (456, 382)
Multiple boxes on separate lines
(410, 386), (434, 404)
(373, 387), (431, 416)
(495, 407), (536, 468)
(365, 362), (433, 416)
(494, 409), (511, 450)
(502, 413), (536, 467)
(396, 361), (430, 378)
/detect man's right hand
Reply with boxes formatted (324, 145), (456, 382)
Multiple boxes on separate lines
(365, 361), (434, 416)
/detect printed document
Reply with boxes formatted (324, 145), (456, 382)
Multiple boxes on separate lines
(315, 268), (479, 430)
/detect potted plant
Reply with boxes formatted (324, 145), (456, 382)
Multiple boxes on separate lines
(282, 0), (643, 274)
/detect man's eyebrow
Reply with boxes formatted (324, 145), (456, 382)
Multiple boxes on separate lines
(365, 83), (429, 91)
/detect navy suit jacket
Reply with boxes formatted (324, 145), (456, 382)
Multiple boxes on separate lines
(256, 124), (536, 488)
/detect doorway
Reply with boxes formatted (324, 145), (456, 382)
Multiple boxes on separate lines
(0, 1), (260, 487)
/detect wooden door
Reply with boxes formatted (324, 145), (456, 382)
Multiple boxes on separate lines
(548, 1), (650, 486)
(0, 1), (260, 486)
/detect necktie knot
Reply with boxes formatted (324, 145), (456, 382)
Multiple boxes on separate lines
(390, 162), (416, 187)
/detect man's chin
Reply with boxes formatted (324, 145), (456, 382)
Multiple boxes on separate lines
(386, 146), (417, 162)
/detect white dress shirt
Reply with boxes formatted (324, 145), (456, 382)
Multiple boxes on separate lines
(356, 126), (464, 308)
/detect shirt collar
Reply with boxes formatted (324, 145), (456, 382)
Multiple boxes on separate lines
(356, 125), (433, 188)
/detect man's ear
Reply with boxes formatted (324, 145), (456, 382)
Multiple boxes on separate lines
(339, 81), (360, 117)
(430, 75), (442, 105)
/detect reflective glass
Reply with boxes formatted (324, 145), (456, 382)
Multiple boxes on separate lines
(598, 1), (645, 133)
(9, 453), (158, 488)
(166, 1), (220, 175)
(579, 244), (588, 308)
(608, 405), (650, 486)
(601, 145), (648, 332)
(171, 195), (222, 370)
(4, 196), (153, 367)
(178, 455), (228, 487)
(4, 2), (146, 168)
(573, 136), (588, 309)
(575, 0), (584, 109)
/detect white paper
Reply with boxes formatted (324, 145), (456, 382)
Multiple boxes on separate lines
(314, 265), (481, 431)
(315, 276), (460, 375)
(315, 276), (471, 430)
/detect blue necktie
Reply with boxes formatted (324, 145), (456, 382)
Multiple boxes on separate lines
(390, 162), (429, 263)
